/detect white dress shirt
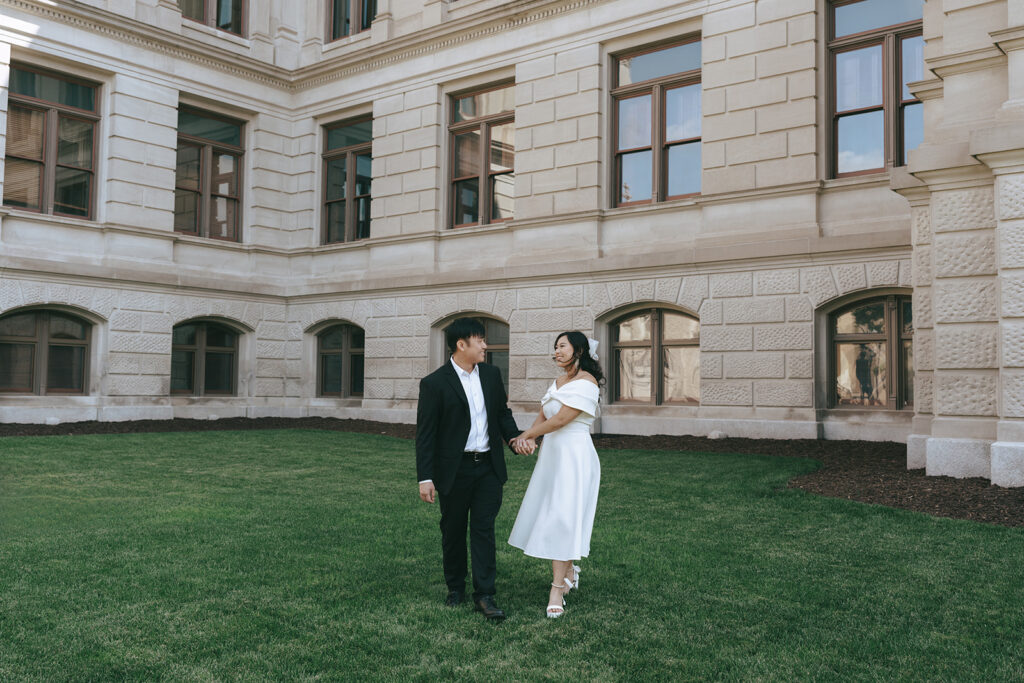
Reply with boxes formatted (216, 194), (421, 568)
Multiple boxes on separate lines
(419, 359), (492, 485)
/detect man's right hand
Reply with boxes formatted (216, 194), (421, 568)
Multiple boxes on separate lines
(419, 481), (436, 504)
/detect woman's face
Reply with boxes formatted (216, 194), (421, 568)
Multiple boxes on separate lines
(553, 336), (576, 369)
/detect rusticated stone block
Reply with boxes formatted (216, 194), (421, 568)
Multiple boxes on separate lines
(710, 272), (753, 298)
(700, 300), (723, 325)
(934, 281), (997, 322)
(756, 269), (800, 295)
(109, 332), (169, 354)
(572, 308), (593, 330)
(754, 324), (812, 350)
(701, 380), (753, 406)
(912, 246), (932, 286)
(1003, 374), (1024, 418)
(256, 321), (290, 341)
(425, 293), (459, 322)
(607, 281), (633, 308)
(787, 352), (813, 379)
(1003, 324), (1024, 367)
(20, 281), (46, 305)
(678, 275), (708, 314)
(913, 289), (933, 329)
(701, 353), (723, 379)
(1001, 223), (1024, 269)
(754, 380), (812, 407)
(785, 296), (813, 322)
(633, 279), (655, 301)
(107, 374), (166, 396)
(701, 326), (753, 351)
(725, 352), (785, 378)
(934, 373), (997, 416)
(723, 297), (785, 324)
(550, 285), (584, 308)
(493, 290), (516, 321)
(0, 278), (23, 313)
(518, 287), (550, 309)
(867, 261), (900, 287)
(926, 437), (991, 479)
(1004, 277), (1024, 318)
(377, 318), (417, 338)
(527, 309), (573, 332)
(933, 233), (996, 277)
(834, 264), (867, 294)
(109, 311), (142, 332)
(912, 206), (931, 245)
(458, 291), (477, 313)
(915, 372), (933, 413)
(935, 327), (998, 369)
(802, 267), (837, 306)
(363, 379), (395, 400)
(898, 259), (913, 287)
(915, 329), (934, 370)
(396, 296), (422, 316)
(997, 175), (1024, 220)
(932, 187), (995, 232)
(585, 283), (610, 314)
(991, 442), (1024, 487)
(655, 278), (681, 303)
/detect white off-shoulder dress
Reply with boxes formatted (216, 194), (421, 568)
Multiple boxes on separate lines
(508, 379), (601, 561)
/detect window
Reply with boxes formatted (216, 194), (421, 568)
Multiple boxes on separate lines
(318, 324), (365, 397)
(611, 308), (699, 404)
(3, 65), (99, 219)
(323, 118), (372, 243)
(171, 321), (238, 396)
(329, 0), (376, 41)
(174, 107), (244, 241)
(612, 39), (701, 206)
(475, 317), (509, 394)
(830, 0), (923, 176)
(180, 0), (244, 35)
(0, 310), (91, 394)
(830, 295), (913, 409)
(449, 83), (515, 228)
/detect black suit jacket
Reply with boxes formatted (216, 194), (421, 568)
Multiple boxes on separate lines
(415, 361), (520, 495)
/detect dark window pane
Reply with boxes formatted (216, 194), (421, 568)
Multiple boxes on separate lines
(617, 95), (652, 150)
(3, 159), (43, 210)
(217, 0), (242, 34)
(489, 123), (514, 172)
(49, 314), (86, 340)
(58, 117), (93, 169)
(491, 174), (515, 221)
(902, 102), (923, 164)
(664, 346), (699, 403)
(836, 302), (886, 334)
(321, 354), (342, 395)
(205, 325), (236, 348)
(361, 0), (377, 30)
(326, 158), (347, 201)
(349, 353), (364, 395)
(619, 150), (652, 203)
(902, 300), (913, 336)
(174, 190), (199, 233)
(835, 0), (923, 38)
(327, 119), (372, 149)
(663, 313), (699, 341)
(901, 35), (924, 100)
(836, 342), (887, 406)
(454, 131), (481, 177)
(10, 67), (95, 111)
(666, 142), (700, 197)
(204, 351), (234, 393)
(454, 178), (479, 225)
(170, 349), (194, 392)
(47, 345), (84, 391)
(355, 196), (371, 239)
(0, 313), (37, 337)
(178, 110), (242, 146)
(0, 343), (34, 391)
(617, 348), (651, 401)
(618, 41), (701, 85)
(835, 45), (883, 111)
(173, 324), (197, 346)
(212, 153), (237, 196)
(618, 313), (652, 342)
(176, 144), (201, 190)
(180, 0), (204, 21)
(320, 326), (345, 350)
(331, 0), (351, 39)
(355, 153), (372, 195)
(488, 350), (509, 393)
(209, 197), (237, 240)
(350, 328), (365, 348)
(54, 167), (91, 217)
(483, 320), (509, 346)
(902, 340), (914, 406)
(837, 110), (884, 174)
(665, 84), (701, 141)
(326, 201), (346, 243)
(7, 106), (45, 159)
(453, 85), (514, 122)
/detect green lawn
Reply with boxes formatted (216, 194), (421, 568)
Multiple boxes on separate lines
(1, 430), (1021, 681)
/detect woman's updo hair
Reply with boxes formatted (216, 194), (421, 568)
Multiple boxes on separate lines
(555, 330), (605, 386)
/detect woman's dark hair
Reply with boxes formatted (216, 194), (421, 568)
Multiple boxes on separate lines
(555, 331), (605, 385)
(445, 317), (486, 355)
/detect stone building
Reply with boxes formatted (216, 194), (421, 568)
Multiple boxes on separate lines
(0, 0), (1022, 486)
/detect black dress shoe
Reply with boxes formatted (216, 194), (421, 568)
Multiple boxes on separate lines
(473, 595), (506, 621)
(445, 590), (464, 607)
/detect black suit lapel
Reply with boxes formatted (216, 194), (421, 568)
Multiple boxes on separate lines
(442, 362), (470, 409)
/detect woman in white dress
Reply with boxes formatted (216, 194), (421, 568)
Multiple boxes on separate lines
(508, 330), (602, 618)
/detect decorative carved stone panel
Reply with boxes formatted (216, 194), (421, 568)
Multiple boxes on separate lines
(933, 233), (996, 277)
(935, 326), (998, 369)
(934, 373), (997, 416)
(932, 187), (995, 233)
(934, 281), (998, 322)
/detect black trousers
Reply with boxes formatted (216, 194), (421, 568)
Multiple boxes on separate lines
(437, 456), (503, 600)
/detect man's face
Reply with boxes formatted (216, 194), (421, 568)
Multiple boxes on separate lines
(458, 335), (487, 365)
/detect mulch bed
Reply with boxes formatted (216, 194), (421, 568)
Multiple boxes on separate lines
(2, 417), (1021, 528)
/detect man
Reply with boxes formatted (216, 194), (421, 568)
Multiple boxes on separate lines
(416, 317), (527, 621)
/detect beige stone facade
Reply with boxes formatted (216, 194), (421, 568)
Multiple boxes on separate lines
(0, 0), (1022, 485)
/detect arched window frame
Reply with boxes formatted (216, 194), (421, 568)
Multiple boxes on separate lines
(171, 320), (239, 397)
(0, 309), (92, 395)
(317, 323), (365, 398)
(610, 307), (700, 405)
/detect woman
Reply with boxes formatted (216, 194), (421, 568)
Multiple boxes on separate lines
(508, 330), (603, 618)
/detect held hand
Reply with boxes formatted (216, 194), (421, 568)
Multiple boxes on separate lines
(419, 481), (436, 504)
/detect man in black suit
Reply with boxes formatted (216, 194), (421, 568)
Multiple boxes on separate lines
(416, 317), (527, 621)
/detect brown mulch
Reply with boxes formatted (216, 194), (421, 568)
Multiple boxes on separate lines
(2, 417), (1021, 528)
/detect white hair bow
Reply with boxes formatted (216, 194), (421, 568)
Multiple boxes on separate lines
(587, 337), (599, 361)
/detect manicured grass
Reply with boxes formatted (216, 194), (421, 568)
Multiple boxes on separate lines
(1, 430), (1021, 681)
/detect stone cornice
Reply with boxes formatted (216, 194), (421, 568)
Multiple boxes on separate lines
(926, 45), (1006, 79)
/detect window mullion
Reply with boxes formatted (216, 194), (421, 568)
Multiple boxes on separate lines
(345, 150), (356, 242)
(480, 122), (490, 225)
(652, 309), (661, 404)
(199, 145), (211, 238)
(884, 33), (896, 169)
(652, 85), (663, 203)
(43, 108), (57, 215)
(196, 325), (206, 396)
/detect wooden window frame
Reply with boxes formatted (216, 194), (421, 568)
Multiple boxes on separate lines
(317, 324), (364, 398)
(322, 117), (373, 244)
(170, 322), (238, 397)
(828, 0), (923, 178)
(327, 0), (376, 42)
(0, 310), (91, 395)
(611, 308), (700, 405)
(828, 294), (913, 410)
(4, 63), (99, 220)
(181, 0), (246, 36)
(448, 82), (515, 229)
(611, 37), (701, 207)
(175, 106), (245, 242)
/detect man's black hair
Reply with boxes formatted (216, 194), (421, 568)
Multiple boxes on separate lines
(445, 317), (486, 355)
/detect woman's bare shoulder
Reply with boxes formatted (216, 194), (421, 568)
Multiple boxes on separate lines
(576, 371), (598, 386)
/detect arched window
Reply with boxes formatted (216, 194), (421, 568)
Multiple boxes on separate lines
(171, 321), (238, 396)
(317, 324), (364, 397)
(611, 308), (699, 404)
(0, 309), (91, 394)
(830, 294), (913, 409)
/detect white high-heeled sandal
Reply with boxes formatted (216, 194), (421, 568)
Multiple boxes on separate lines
(546, 582), (568, 618)
(570, 564), (580, 591)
